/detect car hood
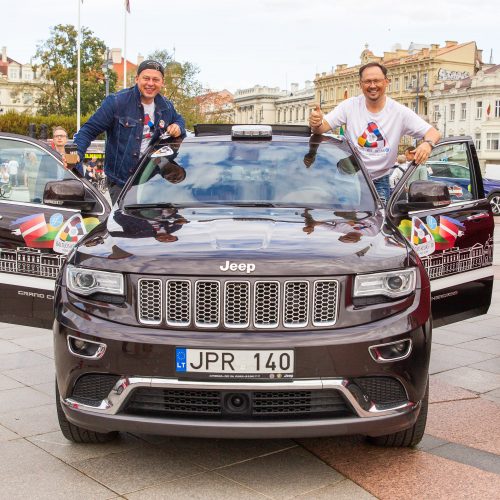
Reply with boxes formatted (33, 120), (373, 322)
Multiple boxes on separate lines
(74, 207), (409, 275)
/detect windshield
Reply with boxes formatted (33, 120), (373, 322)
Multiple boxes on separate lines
(122, 140), (375, 211)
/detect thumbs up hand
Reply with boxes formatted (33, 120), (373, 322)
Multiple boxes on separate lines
(309, 104), (324, 130)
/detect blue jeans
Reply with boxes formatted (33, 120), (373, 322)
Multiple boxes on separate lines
(373, 174), (391, 204)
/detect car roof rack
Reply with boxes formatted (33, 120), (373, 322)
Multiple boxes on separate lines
(194, 124), (311, 137)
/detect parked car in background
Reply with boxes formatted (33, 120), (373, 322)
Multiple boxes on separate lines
(426, 160), (500, 215)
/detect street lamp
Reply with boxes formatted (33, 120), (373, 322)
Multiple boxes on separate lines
(436, 106), (447, 137)
(101, 48), (112, 97)
(410, 71), (428, 116)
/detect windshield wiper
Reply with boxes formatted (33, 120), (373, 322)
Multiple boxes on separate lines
(123, 202), (182, 209)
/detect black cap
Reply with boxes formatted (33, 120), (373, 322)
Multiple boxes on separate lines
(137, 60), (165, 77)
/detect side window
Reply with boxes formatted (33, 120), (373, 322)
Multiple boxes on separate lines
(394, 142), (476, 203)
(0, 139), (72, 204)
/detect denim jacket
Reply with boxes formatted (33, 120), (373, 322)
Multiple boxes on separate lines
(74, 85), (185, 186)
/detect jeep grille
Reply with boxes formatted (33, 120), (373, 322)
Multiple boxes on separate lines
(138, 278), (339, 330)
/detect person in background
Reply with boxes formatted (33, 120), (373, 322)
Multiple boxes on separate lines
(309, 62), (441, 203)
(7, 159), (19, 187)
(71, 59), (185, 203)
(52, 126), (68, 156)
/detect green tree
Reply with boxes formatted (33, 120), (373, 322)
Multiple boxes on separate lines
(31, 24), (117, 116)
(147, 49), (204, 128)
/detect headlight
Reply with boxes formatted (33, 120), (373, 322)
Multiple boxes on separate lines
(354, 268), (416, 298)
(66, 265), (124, 296)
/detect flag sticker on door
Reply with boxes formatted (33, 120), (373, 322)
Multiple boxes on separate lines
(409, 216), (435, 257)
(54, 214), (87, 254)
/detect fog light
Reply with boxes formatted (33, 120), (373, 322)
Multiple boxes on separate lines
(369, 339), (412, 363)
(67, 335), (107, 359)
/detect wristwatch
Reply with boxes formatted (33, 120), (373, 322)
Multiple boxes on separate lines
(423, 139), (436, 148)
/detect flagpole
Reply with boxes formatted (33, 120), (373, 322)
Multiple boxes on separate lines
(123, 4), (127, 89)
(77, 0), (81, 131)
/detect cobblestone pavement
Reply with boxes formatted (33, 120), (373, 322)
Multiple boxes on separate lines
(0, 221), (498, 499)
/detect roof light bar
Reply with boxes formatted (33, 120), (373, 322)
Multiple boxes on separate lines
(231, 125), (272, 138)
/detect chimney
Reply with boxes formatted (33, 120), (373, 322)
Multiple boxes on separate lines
(445, 41), (458, 48)
(111, 48), (122, 65)
(431, 44), (440, 50)
(137, 53), (144, 66)
(1, 47), (7, 63)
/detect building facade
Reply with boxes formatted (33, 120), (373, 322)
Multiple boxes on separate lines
(315, 41), (482, 119)
(233, 85), (286, 124)
(0, 47), (43, 115)
(275, 82), (315, 125)
(196, 89), (234, 123)
(427, 64), (500, 170)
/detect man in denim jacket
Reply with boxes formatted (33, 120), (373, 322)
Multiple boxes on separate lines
(72, 59), (185, 203)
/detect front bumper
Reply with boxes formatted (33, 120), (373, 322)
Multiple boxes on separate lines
(54, 310), (431, 439)
(61, 376), (421, 439)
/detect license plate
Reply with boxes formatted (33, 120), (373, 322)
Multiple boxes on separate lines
(175, 348), (294, 380)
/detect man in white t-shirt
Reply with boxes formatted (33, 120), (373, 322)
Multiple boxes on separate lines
(309, 62), (441, 203)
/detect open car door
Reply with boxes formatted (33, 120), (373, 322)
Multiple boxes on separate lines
(387, 136), (494, 327)
(0, 133), (111, 328)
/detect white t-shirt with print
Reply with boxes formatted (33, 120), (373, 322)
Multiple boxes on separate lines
(140, 102), (156, 154)
(324, 95), (431, 179)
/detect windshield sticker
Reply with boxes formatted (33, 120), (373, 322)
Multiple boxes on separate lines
(151, 146), (174, 158)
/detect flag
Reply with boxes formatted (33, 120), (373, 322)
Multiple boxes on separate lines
(14, 214), (48, 247)
(487, 104), (491, 116)
(124, 0), (130, 12)
(438, 215), (464, 244)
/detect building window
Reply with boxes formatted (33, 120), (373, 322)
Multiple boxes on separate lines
(495, 100), (500, 118)
(289, 109), (293, 122)
(394, 78), (400, 91)
(423, 102), (428, 116)
(449, 104), (455, 121)
(302, 107), (305, 120)
(460, 103), (467, 120)
(22, 93), (33, 105)
(475, 133), (481, 151)
(295, 108), (299, 121)
(8, 68), (19, 80)
(433, 105), (440, 122)
(277, 110), (281, 123)
(486, 133), (500, 150)
(476, 101), (482, 119)
(22, 70), (33, 81)
(423, 73), (428, 85)
(404, 76), (409, 90)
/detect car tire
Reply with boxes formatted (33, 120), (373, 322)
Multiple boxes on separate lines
(55, 380), (118, 443)
(488, 192), (500, 216)
(366, 378), (428, 448)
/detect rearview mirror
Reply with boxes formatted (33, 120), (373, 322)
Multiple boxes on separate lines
(43, 179), (96, 211)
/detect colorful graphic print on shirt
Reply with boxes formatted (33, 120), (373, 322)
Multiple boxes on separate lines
(143, 113), (154, 142)
(357, 121), (386, 149)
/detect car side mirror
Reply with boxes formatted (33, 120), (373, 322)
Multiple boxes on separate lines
(43, 179), (96, 211)
(394, 180), (451, 214)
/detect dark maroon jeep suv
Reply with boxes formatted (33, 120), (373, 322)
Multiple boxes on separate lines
(0, 126), (493, 447)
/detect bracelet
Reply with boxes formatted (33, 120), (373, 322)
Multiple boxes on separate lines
(423, 139), (436, 148)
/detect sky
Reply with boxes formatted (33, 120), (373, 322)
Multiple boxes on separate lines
(3, 0), (500, 94)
